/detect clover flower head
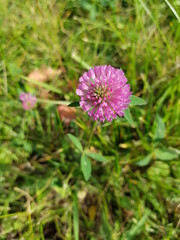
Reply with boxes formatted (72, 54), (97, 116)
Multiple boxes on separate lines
(76, 65), (132, 122)
(19, 92), (37, 110)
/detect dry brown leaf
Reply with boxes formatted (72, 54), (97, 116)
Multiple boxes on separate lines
(88, 205), (97, 221)
(28, 66), (63, 82)
(27, 66), (64, 99)
(57, 105), (76, 125)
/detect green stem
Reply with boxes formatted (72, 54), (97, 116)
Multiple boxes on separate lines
(37, 98), (70, 105)
(85, 121), (97, 150)
(35, 110), (44, 133)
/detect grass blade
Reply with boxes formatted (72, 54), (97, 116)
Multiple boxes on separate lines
(21, 76), (62, 94)
(73, 192), (79, 240)
(71, 51), (91, 70)
(164, 0), (180, 22)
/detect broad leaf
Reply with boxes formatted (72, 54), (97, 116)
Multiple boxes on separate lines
(136, 154), (152, 167)
(68, 101), (80, 107)
(124, 108), (134, 126)
(86, 152), (107, 162)
(147, 162), (170, 181)
(154, 115), (166, 141)
(81, 154), (92, 181)
(130, 95), (147, 106)
(67, 134), (83, 152)
(154, 148), (178, 161)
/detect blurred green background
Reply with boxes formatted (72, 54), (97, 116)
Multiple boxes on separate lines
(0, 0), (180, 239)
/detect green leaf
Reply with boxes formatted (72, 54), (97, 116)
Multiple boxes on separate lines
(124, 108), (134, 126)
(136, 154), (152, 167)
(130, 95), (147, 106)
(147, 161), (170, 181)
(67, 134), (83, 152)
(86, 152), (107, 162)
(81, 154), (92, 181)
(0, 148), (13, 164)
(68, 101), (80, 107)
(23, 141), (32, 153)
(154, 148), (178, 161)
(154, 115), (166, 141)
(73, 192), (79, 240)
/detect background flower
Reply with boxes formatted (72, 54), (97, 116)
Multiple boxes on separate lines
(19, 92), (37, 110)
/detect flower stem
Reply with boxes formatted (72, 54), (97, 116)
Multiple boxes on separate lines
(86, 121), (97, 150)
(37, 98), (70, 105)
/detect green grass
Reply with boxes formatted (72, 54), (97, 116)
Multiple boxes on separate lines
(0, 0), (180, 239)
